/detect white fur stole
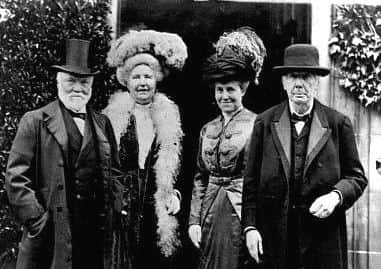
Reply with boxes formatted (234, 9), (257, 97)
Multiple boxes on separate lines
(103, 91), (183, 256)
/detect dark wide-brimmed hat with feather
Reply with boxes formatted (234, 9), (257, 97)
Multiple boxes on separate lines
(203, 26), (267, 84)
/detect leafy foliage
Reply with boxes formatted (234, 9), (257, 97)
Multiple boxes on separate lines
(329, 5), (381, 107)
(0, 0), (118, 256)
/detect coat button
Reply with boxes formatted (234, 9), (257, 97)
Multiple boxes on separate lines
(58, 160), (64, 166)
(206, 151), (214, 156)
(221, 150), (229, 156)
(76, 194), (82, 199)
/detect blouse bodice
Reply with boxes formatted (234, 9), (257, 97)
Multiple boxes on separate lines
(199, 108), (256, 178)
(133, 103), (155, 169)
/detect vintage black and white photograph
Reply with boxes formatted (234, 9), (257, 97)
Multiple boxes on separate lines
(0, 0), (380, 268)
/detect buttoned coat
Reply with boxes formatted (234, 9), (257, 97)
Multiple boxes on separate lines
(5, 100), (121, 269)
(242, 100), (367, 269)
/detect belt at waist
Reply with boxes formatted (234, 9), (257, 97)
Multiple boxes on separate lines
(209, 175), (242, 185)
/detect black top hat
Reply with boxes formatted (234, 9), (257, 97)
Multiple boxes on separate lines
(273, 44), (330, 76)
(52, 39), (99, 76)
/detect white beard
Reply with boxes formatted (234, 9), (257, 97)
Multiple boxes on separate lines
(57, 84), (91, 112)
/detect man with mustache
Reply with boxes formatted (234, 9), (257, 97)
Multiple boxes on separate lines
(6, 39), (121, 269)
(242, 44), (367, 269)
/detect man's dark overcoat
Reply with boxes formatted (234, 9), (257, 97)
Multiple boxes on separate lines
(6, 100), (121, 269)
(242, 100), (367, 269)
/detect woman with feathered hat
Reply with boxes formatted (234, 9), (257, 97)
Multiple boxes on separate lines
(103, 29), (187, 269)
(188, 27), (266, 269)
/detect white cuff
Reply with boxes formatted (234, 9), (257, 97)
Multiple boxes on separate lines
(243, 226), (257, 234)
(332, 190), (343, 205)
(174, 189), (182, 202)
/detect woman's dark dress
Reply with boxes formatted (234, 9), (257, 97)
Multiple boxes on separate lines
(189, 108), (256, 269)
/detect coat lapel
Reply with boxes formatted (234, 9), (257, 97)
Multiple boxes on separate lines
(92, 111), (111, 161)
(75, 110), (111, 168)
(43, 100), (69, 160)
(303, 101), (331, 178)
(271, 102), (291, 181)
(75, 118), (93, 167)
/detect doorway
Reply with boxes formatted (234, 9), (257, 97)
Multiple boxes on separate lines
(117, 1), (311, 267)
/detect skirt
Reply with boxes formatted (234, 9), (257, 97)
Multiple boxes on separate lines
(199, 187), (243, 269)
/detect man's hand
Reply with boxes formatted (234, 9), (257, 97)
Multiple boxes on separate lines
(26, 211), (49, 237)
(309, 191), (341, 219)
(188, 224), (201, 248)
(246, 229), (263, 264)
(166, 194), (180, 215)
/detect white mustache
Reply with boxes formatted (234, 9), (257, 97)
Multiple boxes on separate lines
(69, 89), (89, 95)
(291, 87), (308, 94)
(69, 93), (86, 98)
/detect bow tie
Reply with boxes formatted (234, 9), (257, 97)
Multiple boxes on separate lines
(69, 110), (87, 120)
(291, 113), (310, 123)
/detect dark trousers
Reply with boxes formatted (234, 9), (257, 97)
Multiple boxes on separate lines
(285, 208), (304, 269)
(72, 199), (103, 269)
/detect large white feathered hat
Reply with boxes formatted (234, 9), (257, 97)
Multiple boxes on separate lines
(107, 30), (188, 84)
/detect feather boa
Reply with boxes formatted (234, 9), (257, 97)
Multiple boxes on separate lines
(103, 91), (183, 256)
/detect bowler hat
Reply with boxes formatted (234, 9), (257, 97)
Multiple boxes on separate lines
(273, 44), (330, 76)
(52, 39), (99, 76)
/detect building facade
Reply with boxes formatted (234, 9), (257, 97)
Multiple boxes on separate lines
(110, 1), (381, 268)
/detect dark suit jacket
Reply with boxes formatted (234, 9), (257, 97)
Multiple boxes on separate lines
(242, 100), (367, 269)
(5, 100), (121, 269)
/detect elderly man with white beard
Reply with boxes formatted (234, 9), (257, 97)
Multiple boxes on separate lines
(6, 39), (121, 269)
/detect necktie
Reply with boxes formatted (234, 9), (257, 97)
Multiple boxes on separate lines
(291, 113), (310, 123)
(69, 110), (87, 120)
